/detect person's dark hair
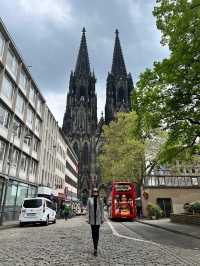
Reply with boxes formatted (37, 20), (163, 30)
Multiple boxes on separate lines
(92, 187), (99, 196)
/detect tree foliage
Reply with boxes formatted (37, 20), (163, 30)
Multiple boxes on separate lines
(133, 0), (200, 163)
(98, 112), (144, 184)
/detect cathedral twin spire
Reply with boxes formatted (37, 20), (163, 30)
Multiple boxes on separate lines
(62, 27), (133, 198)
(111, 29), (127, 77)
(75, 27), (91, 77)
(74, 27), (128, 79)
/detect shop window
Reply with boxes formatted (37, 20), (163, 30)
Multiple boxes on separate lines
(16, 184), (28, 206)
(5, 182), (17, 206)
(28, 186), (37, 198)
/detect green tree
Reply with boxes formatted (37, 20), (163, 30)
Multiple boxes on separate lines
(133, 0), (200, 163)
(98, 112), (144, 184)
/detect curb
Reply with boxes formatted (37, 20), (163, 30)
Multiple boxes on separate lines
(0, 223), (19, 230)
(136, 220), (200, 240)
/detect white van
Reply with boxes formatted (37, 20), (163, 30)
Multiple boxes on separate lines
(19, 197), (56, 226)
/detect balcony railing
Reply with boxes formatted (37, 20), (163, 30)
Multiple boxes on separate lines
(144, 175), (200, 188)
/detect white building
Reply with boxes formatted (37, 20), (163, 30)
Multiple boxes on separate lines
(38, 107), (78, 200)
(0, 18), (78, 224)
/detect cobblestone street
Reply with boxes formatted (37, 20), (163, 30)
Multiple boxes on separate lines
(0, 216), (200, 266)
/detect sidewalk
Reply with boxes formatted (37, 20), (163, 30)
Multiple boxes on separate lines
(137, 218), (200, 239)
(0, 220), (19, 230)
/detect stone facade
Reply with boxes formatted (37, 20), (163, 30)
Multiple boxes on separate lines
(142, 186), (200, 217)
(105, 30), (133, 124)
(62, 28), (98, 200)
(62, 29), (133, 199)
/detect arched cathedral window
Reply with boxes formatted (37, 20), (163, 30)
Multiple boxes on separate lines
(118, 88), (125, 102)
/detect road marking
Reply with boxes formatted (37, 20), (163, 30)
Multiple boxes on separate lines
(106, 219), (159, 245)
(106, 219), (196, 266)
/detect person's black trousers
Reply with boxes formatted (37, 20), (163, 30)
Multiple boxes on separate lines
(91, 225), (100, 250)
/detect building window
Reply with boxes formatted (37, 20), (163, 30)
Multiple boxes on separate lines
(23, 131), (32, 146)
(192, 168), (195, 174)
(6, 49), (18, 78)
(33, 138), (39, 152)
(35, 117), (40, 134)
(0, 139), (6, 162)
(19, 68), (28, 90)
(0, 104), (10, 129)
(12, 149), (20, 167)
(13, 119), (22, 139)
(0, 32), (5, 59)
(30, 160), (37, 176)
(2, 75), (14, 101)
(27, 107), (34, 128)
(20, 154), (28, 173)
(15, 93), (25, 115)
(29, 85), (36, 104)
(192, 177), (198, 186)
(37, 98), (42, 114)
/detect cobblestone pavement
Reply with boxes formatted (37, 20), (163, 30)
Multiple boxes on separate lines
(0, 216), (200, 266)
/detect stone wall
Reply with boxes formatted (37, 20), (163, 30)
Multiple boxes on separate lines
(141, 187), (200, 217)
(170, 213), (200, 225)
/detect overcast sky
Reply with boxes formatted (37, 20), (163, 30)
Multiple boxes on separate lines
(0, 0), (169, 126)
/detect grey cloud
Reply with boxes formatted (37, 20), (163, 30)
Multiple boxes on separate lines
(0, 0), (169, 122)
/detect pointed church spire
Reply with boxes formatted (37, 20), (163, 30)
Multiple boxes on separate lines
(75, 27), (91, 76)
(111, 29), (127, 77)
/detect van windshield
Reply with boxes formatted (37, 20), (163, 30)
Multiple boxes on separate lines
(23, 199), (42, 208)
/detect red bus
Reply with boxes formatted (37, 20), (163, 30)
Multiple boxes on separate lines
(108, 181), (137, 220)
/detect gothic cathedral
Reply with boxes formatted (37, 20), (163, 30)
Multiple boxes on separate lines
(62, 28), (133, 201)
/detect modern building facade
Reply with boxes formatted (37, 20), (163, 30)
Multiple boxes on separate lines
(0, 18), (45, 223)
(0, 19), (78, 224)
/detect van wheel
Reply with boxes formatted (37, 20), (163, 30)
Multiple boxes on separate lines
(53, 218), (56, 224)
(44, 217), (49, 226)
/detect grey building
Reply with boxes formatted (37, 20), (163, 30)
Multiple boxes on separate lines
(0, 18), (78, 224)
(0, 18), (45, 223)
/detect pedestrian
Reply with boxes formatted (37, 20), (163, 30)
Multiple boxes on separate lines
(87, 187), (104, 257)
(136, 198), (143, 219)
(63, 203), (70, 220)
